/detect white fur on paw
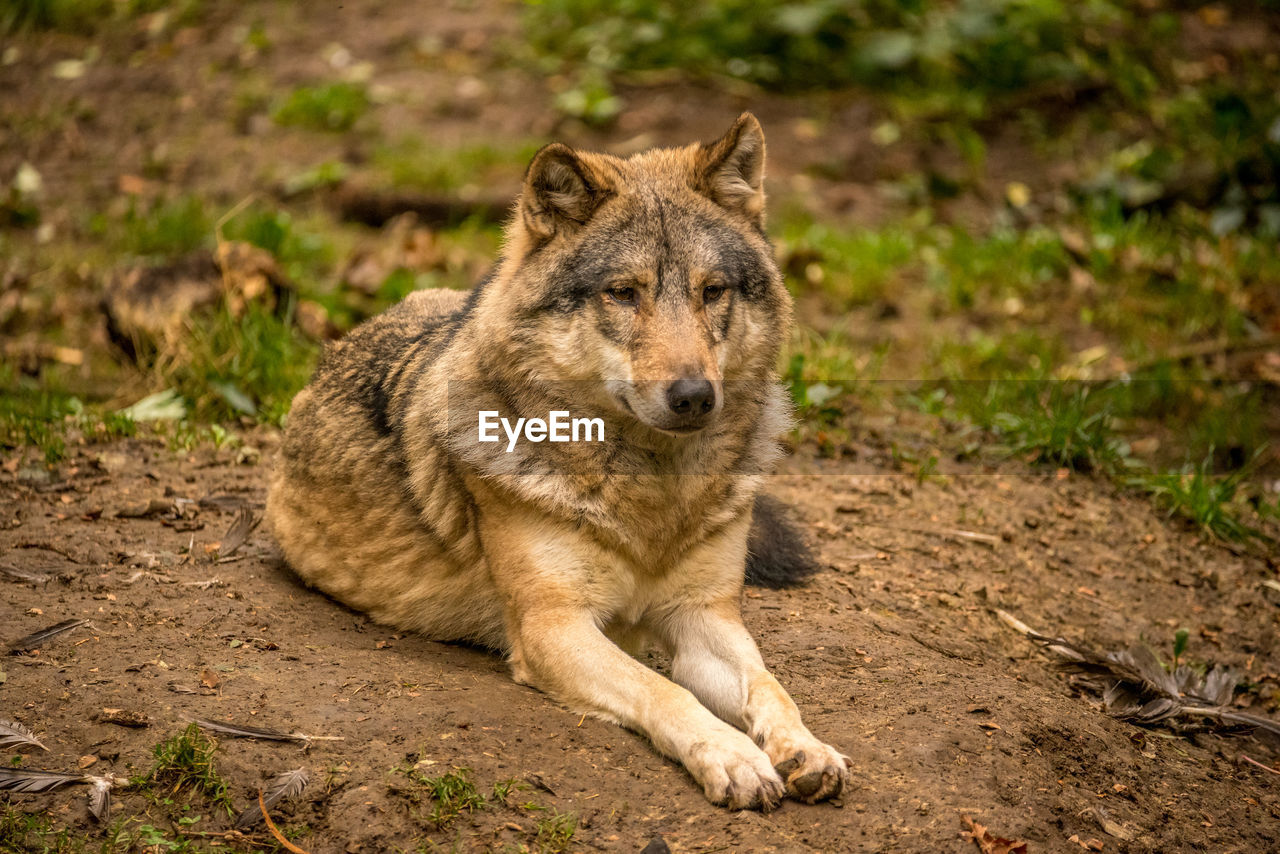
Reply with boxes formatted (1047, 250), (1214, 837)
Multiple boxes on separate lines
(688, 731), (785, 811)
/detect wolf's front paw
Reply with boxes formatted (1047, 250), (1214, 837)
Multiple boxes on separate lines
(688, 731), (785, 811)
(769, 739), (852, 804)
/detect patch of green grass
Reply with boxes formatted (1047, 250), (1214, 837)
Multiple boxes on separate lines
(130, 824), (202, 853)
(141, 724), (233, 817)
(220, 203), (338, 285)
(405, 767), (486, 829)
(163, 420), (240, 453)
(982, 382), (1130, 473)
(905, 375), (1276, 543)
(780, 204), (1275, 544)
(91, 195), (212, 257)
(927, 330), (1067, 380)
(0, 805), (136, 853)
(281, 161), (350, 197)
(929, 225), (1071, 311)
(371, 138), (543, 195)
(155, 301), (318, 426)
(273, 82), (370, 132)
(778, 217), (918, 309)
(0, 377), (137, 465)
(1137, 453), (1267, 543)
(393, 767), (568, 848)
(490, 778), (524, 804)
(1074, 210), (1256, 349)
(0, 389), (72, 465)
(904, 381), (1131, 473)
(0, 806), (82, 854)
(532, 810), (576, 854)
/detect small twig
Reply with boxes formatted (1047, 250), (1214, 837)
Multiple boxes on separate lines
(177, 829), (263, 840)
(259, 790), (311, 854)
(991, 608), (1083, 661)
(215, 193), (261, 245)
(943, 528), (1001, 547)
(860, 522), (1000, 548)
(911, 632), (983, 662)
(123, 571), (173, 585)
(17, 542), (82, 563)
(1124, 334), (1280, 375)
(1241, 755), (1280, 776)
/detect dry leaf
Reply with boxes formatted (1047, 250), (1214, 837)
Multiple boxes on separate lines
(117, 174), (153, 195)
(961, 815), (1029, 854)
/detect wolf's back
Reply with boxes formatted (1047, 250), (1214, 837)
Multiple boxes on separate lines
(264, 285), (504, 646)
(304, 288), (470, 439)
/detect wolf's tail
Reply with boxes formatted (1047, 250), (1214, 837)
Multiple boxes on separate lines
(744, 495), (819, 588)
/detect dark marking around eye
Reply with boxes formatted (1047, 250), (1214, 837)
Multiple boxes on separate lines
(686, 213), (773, 300)
(716, 292), (734, 339)
(595, 302), (630, 346)
(525, 204), (777, 316)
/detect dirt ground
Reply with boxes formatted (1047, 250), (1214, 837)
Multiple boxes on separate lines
(2, 0), (1280, 851)
(2, 426), (1279, 852)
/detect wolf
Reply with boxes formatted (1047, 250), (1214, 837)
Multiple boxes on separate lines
(266, 114), (851, 809)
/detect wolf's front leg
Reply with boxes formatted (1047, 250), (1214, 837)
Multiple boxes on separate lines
(510, 606), (786, 809)
(482, 518), (783, 809)
(659, 601), (853, 804)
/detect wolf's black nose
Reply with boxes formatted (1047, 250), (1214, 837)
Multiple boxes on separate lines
(666, 378), (716, 415)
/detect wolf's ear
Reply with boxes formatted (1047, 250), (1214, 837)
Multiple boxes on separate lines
(696, 113), (766, 226)
(520, 143), (612, 241)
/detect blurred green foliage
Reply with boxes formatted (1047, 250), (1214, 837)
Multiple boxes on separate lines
(0, 369), (136, 465)
(273, 82), (370, 132)
(526, 0), (1129, 99)
(525, 0), (1280, 224)
(2, 0), (201, 34)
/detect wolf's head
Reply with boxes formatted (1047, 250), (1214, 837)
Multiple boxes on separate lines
(484, 113), (791, 436)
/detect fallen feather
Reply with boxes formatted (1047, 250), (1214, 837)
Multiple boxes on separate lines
(234, 768), (310, 830)
(0, 718), (46, 751)
(194, 719), (344, 744)
(9, 619), (90, 654)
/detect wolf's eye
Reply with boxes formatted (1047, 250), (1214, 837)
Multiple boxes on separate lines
(703, 285), (726, 303)
(606, 286), (636, 305)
